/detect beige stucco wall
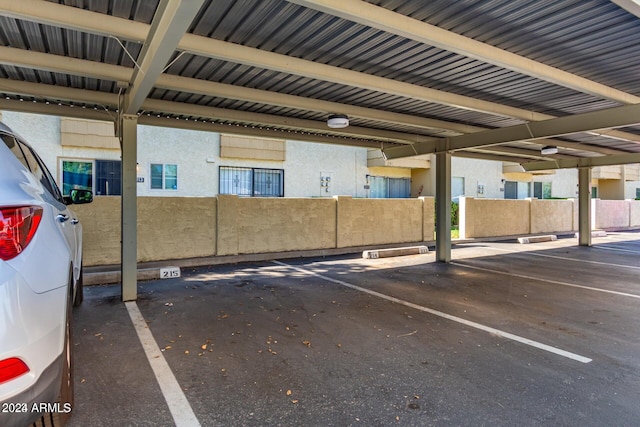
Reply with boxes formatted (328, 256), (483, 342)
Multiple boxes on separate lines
(336, 196), (423, 248)
(76, 195), (432, 266)
(630, 201), (640, 227)
(461, 197), (530, 238)
(72, 197), (121, 266)
(216, 195), (337, 256)
(73, 196), (217, 265)
(595, 199), (630, 229)
(421, 197), (435, 241)
(530, 199), (575, 234)
(137, 197), (217, 262)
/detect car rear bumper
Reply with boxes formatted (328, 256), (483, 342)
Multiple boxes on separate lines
(0, 262), (68, 426)
(0, 353), (64, 427)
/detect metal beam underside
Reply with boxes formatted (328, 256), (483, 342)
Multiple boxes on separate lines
(1, 1), (639, 147)
(286, 0), (640, 106)
(383, 102), (640, 160)
(122, 0), (205, 114)
(0, 98), (397, 149)
(522, 152), (640, 171)
(0, 50), (630, 157)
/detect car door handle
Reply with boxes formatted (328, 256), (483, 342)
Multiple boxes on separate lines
(56, 214), (70, 223)
(71, 218), (79, 225)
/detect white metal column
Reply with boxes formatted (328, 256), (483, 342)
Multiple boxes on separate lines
(578, 167), (592, 247)
(435, 151), (452, 262)
(121, 114), (138, 301)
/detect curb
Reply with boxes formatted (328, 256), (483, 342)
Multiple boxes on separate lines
(362, 245), (430, 259)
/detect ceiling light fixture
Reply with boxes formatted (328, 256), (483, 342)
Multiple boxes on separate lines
(327, 114), (349, 129)
(541, 145), (558, 155)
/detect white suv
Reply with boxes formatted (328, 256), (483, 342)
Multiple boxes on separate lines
(0, 121), (92, 427)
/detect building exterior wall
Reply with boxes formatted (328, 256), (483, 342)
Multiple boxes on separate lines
(137, 125), (219, 197)
(599, 179), (626, 201)
(2, 111), (123, 179)
(452, 157), (505, 199)
(2, 112), (615, 203)
(284, 140), (368, 198)
(625, 180), (640, 200)
(534, 169), (578, 198)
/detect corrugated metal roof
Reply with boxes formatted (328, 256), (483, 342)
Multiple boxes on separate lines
(0, 0), (639, 165)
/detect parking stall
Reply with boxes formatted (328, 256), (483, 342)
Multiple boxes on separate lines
(66, 232), (640, 426)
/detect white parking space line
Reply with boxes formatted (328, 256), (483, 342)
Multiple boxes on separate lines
(594, 245), (640, 255)
(125, 301), (201, 427)
(479, 246), (640, 270)
(273, 261), (592, 364)
(451, 262), (640, 300)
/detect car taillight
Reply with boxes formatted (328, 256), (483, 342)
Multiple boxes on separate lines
(0, 358), (30, 384)
(0, 206), (43, 261)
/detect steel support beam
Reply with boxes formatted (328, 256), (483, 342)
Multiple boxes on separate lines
(120, 114), (138, 302)
(122, 0), (205, 115)
(384, 102), (640, 160)
(287, 0), (640, 105)
(578, 168), (592, 247)
(522, 152), (640, 171)
(0, 47), (637, 153)
(0, 72), (630, 157)
(435, 150), (452, 263)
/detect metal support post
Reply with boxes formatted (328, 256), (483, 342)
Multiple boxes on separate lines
(435, 151), (452, 262)
(578, 167), (592, 247)
(120, 114), (138, 301)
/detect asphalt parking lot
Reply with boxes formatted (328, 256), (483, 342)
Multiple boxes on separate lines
(67, 231), (640, 427)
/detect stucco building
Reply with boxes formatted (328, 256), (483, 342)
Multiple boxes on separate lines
(2, 111), (639, 201)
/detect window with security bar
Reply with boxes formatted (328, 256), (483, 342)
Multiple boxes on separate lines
(367, 176), (410, 198)
(219, 166), (284, 197)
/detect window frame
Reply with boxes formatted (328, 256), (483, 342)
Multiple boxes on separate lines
(149, 163), (179, 191)
(367, 175), (411, 199)
(218, 166), (285, 197)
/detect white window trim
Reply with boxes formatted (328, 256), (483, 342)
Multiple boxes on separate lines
(149, 162), (179, 191)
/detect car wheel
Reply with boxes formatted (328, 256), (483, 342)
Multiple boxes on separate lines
(57, 288), (74, 425)
(73, 264), (83, 307)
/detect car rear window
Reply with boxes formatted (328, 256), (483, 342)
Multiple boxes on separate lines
(1, 133), (31, 171)
(1, 132), (65, 203)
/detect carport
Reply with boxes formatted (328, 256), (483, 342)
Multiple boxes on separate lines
(2, 2), (640, 425)
(2, 0), (640, 302)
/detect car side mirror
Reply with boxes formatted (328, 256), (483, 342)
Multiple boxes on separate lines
(68, 189), (93, 205)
